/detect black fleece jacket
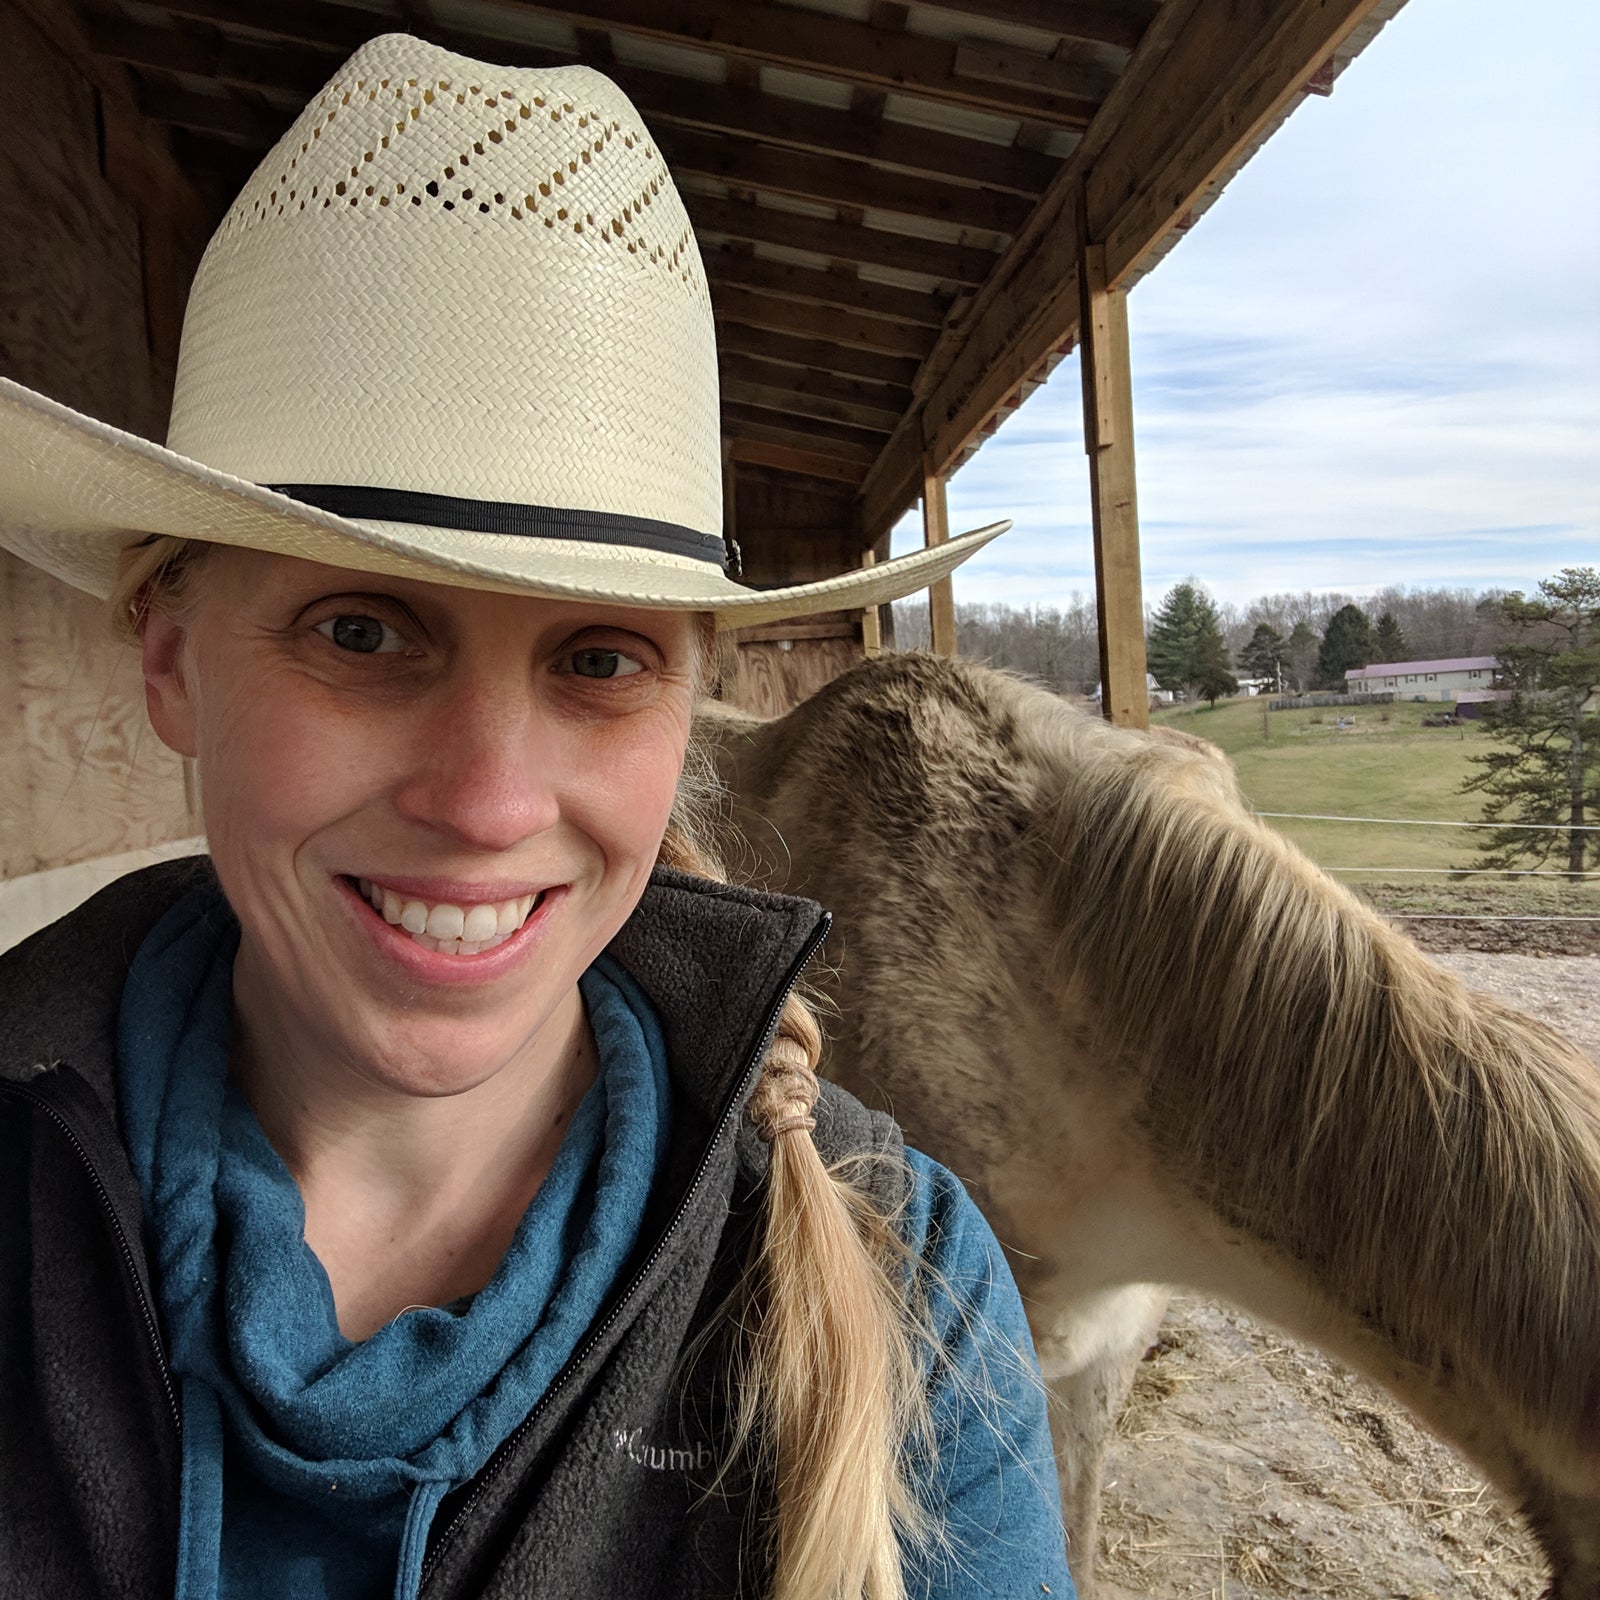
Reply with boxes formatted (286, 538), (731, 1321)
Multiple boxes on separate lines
(0, 860), (901, 1599)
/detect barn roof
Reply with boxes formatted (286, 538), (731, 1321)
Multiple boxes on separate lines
(45, 0), (1407, 558)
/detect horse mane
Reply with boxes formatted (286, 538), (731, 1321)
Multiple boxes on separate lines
(1026, 669), (1600, 1461)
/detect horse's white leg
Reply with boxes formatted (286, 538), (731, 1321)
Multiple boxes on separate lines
(1031, 1286), (1169, 1597)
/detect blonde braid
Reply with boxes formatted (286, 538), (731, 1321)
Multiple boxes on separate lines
(658, 821), (930, 1600)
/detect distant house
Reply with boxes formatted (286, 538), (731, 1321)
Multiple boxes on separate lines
(1345, 655), (1498, 703)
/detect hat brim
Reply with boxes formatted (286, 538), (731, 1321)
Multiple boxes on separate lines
(0, 378), (1005, 629)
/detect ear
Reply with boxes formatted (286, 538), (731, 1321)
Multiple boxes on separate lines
(140, 606), (200, 758)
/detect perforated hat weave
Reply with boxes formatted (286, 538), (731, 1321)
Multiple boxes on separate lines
(0, 33), (1005, 625)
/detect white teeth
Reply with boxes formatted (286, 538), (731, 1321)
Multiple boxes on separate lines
(358, 879), (541, 956)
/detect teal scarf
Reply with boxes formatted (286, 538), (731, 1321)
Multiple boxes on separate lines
(118, 883), (671, 1599)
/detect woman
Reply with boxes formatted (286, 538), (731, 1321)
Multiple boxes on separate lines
(0, 34), (1072, 1600)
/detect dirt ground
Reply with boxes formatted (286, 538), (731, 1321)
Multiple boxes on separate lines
(1094, 951), (1598, 1600)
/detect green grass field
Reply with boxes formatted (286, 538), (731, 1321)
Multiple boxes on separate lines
(1149, 697), (1598, 926)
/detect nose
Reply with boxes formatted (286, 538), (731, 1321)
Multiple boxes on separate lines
(390, 667), (563, 853)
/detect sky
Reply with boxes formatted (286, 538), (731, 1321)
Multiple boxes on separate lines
(888, 0), (1600, 612)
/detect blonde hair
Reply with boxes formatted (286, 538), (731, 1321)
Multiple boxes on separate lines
(115, 535), (934, 1598)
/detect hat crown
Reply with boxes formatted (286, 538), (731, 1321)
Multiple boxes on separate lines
(166, 34), (722, 541)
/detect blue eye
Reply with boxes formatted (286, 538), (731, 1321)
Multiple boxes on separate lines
(569, 647), (643, 679)
(314, 615), (404, 654)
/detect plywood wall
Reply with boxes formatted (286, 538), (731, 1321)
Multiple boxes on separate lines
(723, 464), (868, 716)
(0, 0), (209, 876)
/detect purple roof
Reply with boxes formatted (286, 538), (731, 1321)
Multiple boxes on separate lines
(1346, 656), (1498, 679)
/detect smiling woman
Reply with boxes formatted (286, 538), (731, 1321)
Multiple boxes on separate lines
(0, 29), (1065, 1600)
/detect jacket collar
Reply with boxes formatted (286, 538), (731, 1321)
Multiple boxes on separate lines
(0, 858), (828, 1141)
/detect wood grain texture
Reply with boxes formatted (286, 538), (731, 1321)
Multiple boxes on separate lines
(0, 3), (202, 876)
(727, 636), (864, 719)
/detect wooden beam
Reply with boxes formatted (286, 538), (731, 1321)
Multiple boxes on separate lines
(733, 616), (861, 644)
(921, 463), (957, 657)
(480, 0), (1104, 127)
(1088, 0), (1386, 288)
(952, 43), (1117, 102)
(909, 0), (1158, 52)
(657, 127), (1030, 235)
(711, 284), (936, 361)
(720, 377), (900, 435)
(685, 194), (1000, 286)
(101, 14), (1066, 198)
(623, 70), (1065, 196)
(859, 0), (1389, 540)
(706, 250), (951, 329)
(723, 404), (883, 461)
(1078, 240), (1147, 731)
(152, 0), (375, 52)
(859, 547), (883, 656)
(715, 324), (921, 389)
(90, 16), (336, 96)
(721, 352), (911, 414)
(132, 78), (291, 146)
(724, 436), (869, 486)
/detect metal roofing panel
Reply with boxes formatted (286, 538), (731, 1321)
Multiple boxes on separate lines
(610, 32), (728, 82)
(758, 64), (857, 110)
(880, 91), (1020, 146)
(428, 0), (579, 54)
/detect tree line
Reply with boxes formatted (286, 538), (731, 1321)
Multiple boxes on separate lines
(894, 580), (1507, 701)
(895, 570), (1597, 877)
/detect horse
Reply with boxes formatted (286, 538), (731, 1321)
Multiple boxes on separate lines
(695, 650), (1600, 1600)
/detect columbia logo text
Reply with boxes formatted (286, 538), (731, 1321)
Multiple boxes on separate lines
(613, 1428), (716, 1473)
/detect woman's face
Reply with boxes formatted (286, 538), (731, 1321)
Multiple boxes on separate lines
(141, 548), (697, 1098)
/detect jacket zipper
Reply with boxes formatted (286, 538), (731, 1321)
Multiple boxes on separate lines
(419, 910), (831, 1583)
(0, 1077), (183, 1439)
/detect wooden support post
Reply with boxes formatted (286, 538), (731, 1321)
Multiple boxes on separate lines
(921, 463), (957, 657)
(1078, 238), (1149, 729)
(859, 547), (883, 656)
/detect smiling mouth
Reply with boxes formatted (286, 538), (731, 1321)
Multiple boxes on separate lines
(352, 877), (544, 956)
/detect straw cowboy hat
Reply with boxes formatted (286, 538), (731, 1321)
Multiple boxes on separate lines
(0, 34), (1005, 627)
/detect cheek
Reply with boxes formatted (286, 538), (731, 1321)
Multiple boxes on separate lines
(570, 713), (689, 865)
(197, 675), (391, 852)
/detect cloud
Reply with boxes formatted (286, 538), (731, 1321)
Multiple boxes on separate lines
(895, 0), (1600, 612)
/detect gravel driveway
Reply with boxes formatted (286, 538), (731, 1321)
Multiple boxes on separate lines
(1430, 951), (1600, 1063)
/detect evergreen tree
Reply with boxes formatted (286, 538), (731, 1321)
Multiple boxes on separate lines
(1146, 581), (1229, 699)
(1193, 630), (1239, 704)
(1285, 621), (1319, 693)
(1373, 611), (1409, 662)
(1463, 567), (1600, 881)
(1316, 604), (1375, 688)
(1238, 623), (1286, 684)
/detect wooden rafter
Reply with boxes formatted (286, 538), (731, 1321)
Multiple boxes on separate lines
(714, 325), (920, 389)
(723, 437), (867, 486)
(710, 284), (939, 361)
(720, 376), (900, 436)
(722, 414), (878, 471)
(720, 353), (911, 415)
(683, 194), (999, 287)
(93, 14), (1065, 197)
(705, 251), (950, 330)
(655, 127), (1030, 234)
(470, 0), (1105, 127)
(909, 0), (1159, 52)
